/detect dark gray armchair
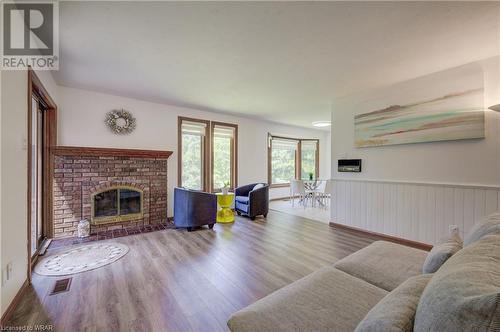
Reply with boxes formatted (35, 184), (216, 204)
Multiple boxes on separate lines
(235, 183), (269, 220)
(174, 187), (217, 231)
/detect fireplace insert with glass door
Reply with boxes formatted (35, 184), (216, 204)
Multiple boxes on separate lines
(92, 187), (143, 224)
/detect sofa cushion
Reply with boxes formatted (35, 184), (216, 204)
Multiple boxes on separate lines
(235, 196), (249, 204)
(227, 266), (388, 332)
(464, 212), (500, 246)
(334, 241), (427, 291)
(422, 232), (462, 274)
(235, 201), (249, 213)
(414, 234), (500, 332)
(355, 274), (433, 332)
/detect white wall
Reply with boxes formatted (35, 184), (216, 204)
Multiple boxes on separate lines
(57, 86), (330, 216)
(1, 70), (28, 316)
(1, 69), (59, 317)
(330, 57), (500, 244)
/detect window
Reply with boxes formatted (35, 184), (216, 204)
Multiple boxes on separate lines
(270, 138), (298, 185)
(179, 118), (209, 190)
(178, 117), (238, 192)
(211, 122), (238, 191)
(300, 140), (319, 180)
(268, 134), (319, 186)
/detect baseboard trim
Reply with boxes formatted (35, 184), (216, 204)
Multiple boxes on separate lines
(329, 222), (433, 251)
(0, 279), (30, 327)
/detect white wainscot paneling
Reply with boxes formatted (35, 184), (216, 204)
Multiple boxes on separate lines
(331, 179), (500, 245)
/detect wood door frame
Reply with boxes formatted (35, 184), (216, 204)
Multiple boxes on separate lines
(27, 68), (57, 281)
(178, 116), (211, 191)
(210, 121), (238, 192)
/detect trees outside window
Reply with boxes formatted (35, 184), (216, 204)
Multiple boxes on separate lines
(300, 140), (318, 180)
(179, 119), (208, 190)
(213, 135), (231, 188)
(181, 133), (204, 190)
(212, 124), (237, 191)
(270, 138), (298, 184)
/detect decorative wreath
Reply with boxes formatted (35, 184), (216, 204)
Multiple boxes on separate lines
(105, 109), (136, 134)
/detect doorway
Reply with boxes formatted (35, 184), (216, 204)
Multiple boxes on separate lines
(28, 69), (57, 272)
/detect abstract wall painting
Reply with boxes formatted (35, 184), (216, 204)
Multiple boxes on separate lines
(354, 70), (485, 148)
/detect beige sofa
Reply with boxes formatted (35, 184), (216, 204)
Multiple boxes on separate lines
(228, 219), (500, 332)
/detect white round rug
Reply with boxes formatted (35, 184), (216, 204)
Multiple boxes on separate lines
(35, 242), (129, 276)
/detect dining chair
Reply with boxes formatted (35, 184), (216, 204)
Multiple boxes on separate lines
(290, 180), (308, 208)
(315, 180), (327, 207)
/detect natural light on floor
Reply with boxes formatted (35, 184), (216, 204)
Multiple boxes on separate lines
(269, 199), (331, 224)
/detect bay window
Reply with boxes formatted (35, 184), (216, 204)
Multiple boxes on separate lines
(268, 134), (319, 186)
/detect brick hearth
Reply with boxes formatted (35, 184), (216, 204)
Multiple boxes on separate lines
(49, 221), (175, 249)
(52, 147), (172, 239)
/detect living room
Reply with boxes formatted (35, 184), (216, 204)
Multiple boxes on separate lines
(1, 1), (499, 331)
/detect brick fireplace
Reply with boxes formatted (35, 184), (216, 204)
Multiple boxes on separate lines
(52, 147), (172, 239)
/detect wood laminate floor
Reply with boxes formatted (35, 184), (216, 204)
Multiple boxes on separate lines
(6, 211), (377, 332)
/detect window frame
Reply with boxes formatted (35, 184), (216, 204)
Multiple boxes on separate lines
(178, 117), (211, 191)
(299, 139), (320, 181)
(178, 117), (238, 193)
(210, 121), (238, 192)
(267, 135), (300, 187)
(267, 134), (320, 187)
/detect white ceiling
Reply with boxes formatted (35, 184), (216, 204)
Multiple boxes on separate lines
(55, 1), (500, 129)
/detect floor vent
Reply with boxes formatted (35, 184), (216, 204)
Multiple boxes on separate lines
(50, 278), (72, 295)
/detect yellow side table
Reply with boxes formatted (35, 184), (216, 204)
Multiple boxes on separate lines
(216, 192), (235, 223)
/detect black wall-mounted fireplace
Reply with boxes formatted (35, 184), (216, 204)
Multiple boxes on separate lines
(91, 187), (143, 225)
(338, 159), (362, 172)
